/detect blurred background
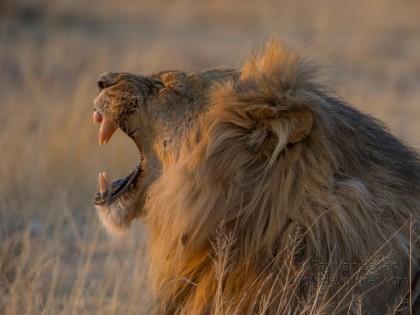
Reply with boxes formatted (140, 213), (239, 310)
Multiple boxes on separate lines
(0, 0), (419, 314)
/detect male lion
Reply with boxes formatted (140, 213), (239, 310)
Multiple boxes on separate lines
(92, 41), (420, 314)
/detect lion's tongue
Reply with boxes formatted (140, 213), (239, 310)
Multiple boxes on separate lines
(93, 111), (117, 145)
(93, 111), (103, 124)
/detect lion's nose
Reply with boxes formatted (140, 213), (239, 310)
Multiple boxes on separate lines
(97, 72), (119, 90)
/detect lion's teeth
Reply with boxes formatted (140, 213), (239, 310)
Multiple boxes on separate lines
(99, 117), (117, 145)
(99, 172), (109, 193)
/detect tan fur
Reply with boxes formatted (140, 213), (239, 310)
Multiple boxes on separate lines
(95, 41), (420, 314)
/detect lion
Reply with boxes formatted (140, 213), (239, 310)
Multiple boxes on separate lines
(92, 41), (420, 314)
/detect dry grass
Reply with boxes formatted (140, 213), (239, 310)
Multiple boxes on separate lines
(0, 0), (419, 314)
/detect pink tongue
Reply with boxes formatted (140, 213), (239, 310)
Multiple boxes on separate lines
(93, 111), (103, 124)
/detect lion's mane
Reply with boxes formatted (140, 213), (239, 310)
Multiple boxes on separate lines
(145, 42), (420, 314)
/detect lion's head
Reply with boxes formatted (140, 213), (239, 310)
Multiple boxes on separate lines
(93, 41), (420, 314)
(93, 68), (236, 234)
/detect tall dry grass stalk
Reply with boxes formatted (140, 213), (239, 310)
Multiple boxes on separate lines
(206, 219), (414, 314)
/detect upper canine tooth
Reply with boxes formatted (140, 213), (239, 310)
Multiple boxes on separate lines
(99, 117), (117, 145)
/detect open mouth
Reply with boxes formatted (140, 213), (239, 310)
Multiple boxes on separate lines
(92, 110), (142, 206)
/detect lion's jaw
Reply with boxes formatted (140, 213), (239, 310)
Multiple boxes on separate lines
(92, 70), (235, 234)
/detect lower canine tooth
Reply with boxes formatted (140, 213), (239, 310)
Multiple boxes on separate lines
(99, 172), (109, 193)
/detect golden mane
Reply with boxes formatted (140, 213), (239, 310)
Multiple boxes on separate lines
(145, 41), (420, 314)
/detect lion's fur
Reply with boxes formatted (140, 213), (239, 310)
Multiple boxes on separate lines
(142, 41), (420, 314)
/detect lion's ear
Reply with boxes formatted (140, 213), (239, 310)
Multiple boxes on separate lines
(283, 106), (313, 144)
(248, 104), (313, 145)
(246, 105), (313, 164)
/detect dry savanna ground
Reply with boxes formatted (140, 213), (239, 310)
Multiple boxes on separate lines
(0, 0), (419, 314)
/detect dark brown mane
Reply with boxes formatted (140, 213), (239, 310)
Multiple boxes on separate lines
(143, 41), (420, 314)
